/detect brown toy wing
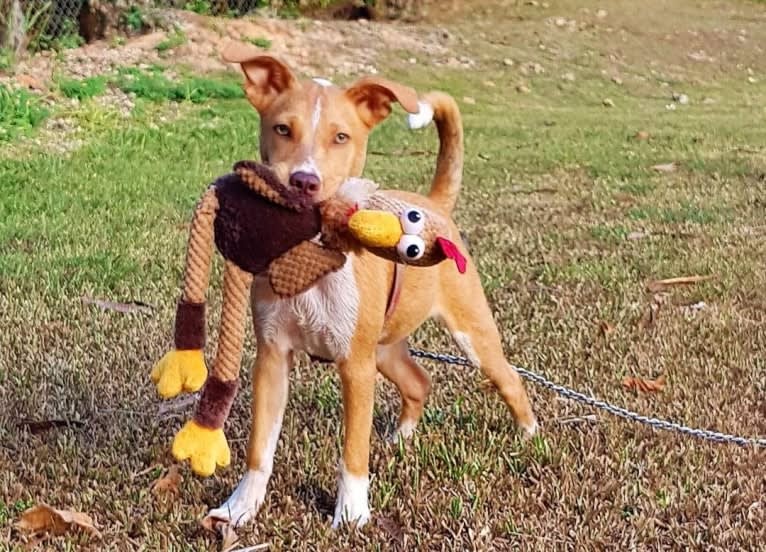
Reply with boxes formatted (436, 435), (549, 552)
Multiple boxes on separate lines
(268, 240), (347, 298)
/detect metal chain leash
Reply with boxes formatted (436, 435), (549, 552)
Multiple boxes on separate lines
(409, 348), (766, 448)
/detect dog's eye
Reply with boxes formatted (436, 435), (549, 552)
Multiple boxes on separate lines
(400, 209), (425, 235)
(397, 235), (425, 261)
(335, 132), (350, 144)
(274, 124), (291, 137)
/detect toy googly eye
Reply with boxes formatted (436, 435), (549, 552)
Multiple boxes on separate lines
(397, 235), (425, 261)
(400, 209), (425, 235)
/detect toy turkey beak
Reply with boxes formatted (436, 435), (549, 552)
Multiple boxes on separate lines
(348, 210), (403, 248)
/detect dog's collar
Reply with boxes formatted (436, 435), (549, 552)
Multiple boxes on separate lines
(384, 262), (404, 321)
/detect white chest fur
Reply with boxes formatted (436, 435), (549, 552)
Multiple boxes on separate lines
(254, 257), (360, 360)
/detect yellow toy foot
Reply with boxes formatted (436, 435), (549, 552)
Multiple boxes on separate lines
(151, 349), (208, 399)
(171, 420), (231, 477)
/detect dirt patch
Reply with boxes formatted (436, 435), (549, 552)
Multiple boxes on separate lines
(2, 8), (459, 91)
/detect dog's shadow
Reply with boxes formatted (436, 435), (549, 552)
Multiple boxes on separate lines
(296, 481), (336, 517)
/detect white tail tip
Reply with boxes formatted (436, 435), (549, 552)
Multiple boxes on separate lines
(407, 101), (434, 130)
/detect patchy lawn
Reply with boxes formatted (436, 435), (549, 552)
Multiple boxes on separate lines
(1, 0), (765, 549)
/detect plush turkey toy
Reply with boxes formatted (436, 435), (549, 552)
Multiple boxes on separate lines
(151, 161), (466, 476)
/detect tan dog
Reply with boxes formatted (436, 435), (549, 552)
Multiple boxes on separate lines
(203, 42), (537, 529)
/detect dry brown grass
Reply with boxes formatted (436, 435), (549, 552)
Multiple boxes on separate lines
(2, 0), (766, 549)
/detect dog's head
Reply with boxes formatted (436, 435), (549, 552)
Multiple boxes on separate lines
(222, 42), (421, 203)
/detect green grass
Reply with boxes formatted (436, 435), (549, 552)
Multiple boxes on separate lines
(246, 36), (273, 49)
(155, 29), (188, 53)
(0, 84), (49, 141)
(1, 0), (766, 549)
(58, 76), (109, 101)
(114, 67), (244, 103)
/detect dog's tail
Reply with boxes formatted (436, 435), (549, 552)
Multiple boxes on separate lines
(407, 91), (464, 215)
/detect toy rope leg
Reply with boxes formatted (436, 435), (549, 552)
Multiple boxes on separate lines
(172, 260), (253, 477)
(151, 188), (219, 399)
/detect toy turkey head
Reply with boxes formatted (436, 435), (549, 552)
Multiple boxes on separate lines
(346, 190), (467, 273)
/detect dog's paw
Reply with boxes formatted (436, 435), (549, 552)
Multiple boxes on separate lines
(332, 464), (371, 529)
(521, 418), (539, 440)
(151, 349), (207, 399)
(206, 470), (269, 527)
(387, 419), (417, 444)
(171, 420), (230, 477)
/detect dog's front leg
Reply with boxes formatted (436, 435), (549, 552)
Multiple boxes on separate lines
(207, 340), (291, 527)
(332, 345), (377, 529)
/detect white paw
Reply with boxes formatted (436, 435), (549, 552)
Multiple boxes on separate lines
(388, 419), (417, 444)
(331, 463), (371, 529)
(206, 470), (269, 528)
(522, 418), (539, 440)
(407, 101), (434, 130)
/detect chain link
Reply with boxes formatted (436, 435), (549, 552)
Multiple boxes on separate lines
(409, 348), (766, 448)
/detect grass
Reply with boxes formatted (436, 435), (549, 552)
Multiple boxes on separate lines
(54, 67), (244, 105)
(57, 76), (109, 101)
(0, 84), (49, 141)
(155, 29), (188, 54)
(114, 67), (244, 103)
(246, 36), (273, 49)
(1, 0), (766, 549)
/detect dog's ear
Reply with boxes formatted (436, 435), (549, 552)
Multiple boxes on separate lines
(221, 42), (297, 112)
(345, 76), (420, 128)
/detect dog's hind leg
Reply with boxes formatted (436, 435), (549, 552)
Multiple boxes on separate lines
(376, 340), (431, 441)
(207, 340), (291, 528)
(434, 266), (537, 437)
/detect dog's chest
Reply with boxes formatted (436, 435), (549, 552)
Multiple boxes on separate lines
(254, 258), (359, 360)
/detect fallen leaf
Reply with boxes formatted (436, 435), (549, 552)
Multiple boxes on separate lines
(599, 321), (615, 338)
(634, 130), (650, 141)
(201, 515), (228, 533)
(15, 504), (102, 539)
(81, 297), (154, 314)
(647, 274), (715, 292)
(462, 96), (476, 105)
(17, 419), (85, 434)
(622, 374), (666, 393)
(220, 523), (240, 552)
(151, 465), (182, 497)
(651, 162), (677, 173)
(638, 296), (663, 330)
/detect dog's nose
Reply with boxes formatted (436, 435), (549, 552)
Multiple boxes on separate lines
(289, 172), (321, 195)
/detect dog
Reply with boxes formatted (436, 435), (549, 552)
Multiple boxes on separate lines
(205, 42), (538, 529)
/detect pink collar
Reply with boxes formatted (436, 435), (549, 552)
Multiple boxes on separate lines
(385, 263), (404, 320)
